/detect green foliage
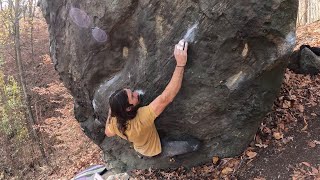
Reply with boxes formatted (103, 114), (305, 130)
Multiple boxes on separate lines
(0, 56), (28, 141)
(0, 8), (14, 45)
(0, 1), (30, 45)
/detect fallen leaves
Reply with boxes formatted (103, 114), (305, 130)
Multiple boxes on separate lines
(282, 100), (292, 109)
(292, 162), (320, 179)
(297, 104), (305, 113)
(282, 136), (294, 144)
(311, 113), (317, 116)
(308, 141), (317, 148)
(273, 132), (283, 140)
(263, 127), (272, 134)
(254, 177), (266, 180)
(212, 156), (219, 164)
(221, 167), (233, 175)
(255, 135), (269, 148)
(307, 140), (320, 148)
(255, 143), (268, 148)
(302, 162), (311, 167)
(311, 167), (319, 175)
(301, 117), (308, 131)
(246, 151), (257, 159)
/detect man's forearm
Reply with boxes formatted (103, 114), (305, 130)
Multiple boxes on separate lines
(161, 66), (185, 102)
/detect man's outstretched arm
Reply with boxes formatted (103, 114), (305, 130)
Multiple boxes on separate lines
(150, 40), (188, 117)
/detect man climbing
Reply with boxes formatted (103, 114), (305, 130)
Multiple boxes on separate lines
(105, 39), (200, 158)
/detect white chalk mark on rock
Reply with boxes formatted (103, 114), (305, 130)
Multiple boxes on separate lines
(242, 43), (249, 57)
(286, 31), (296, 46)
(278, 31), (296, 57)
(183, 22), (199, 43)
(135, 89), (145, 96)
(225, 71), (246, 91)
(123, 47), (129, 58)
(92, 99), (97, 111)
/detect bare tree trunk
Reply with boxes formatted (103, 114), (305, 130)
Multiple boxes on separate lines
(30, 1), (36, 62)
(28, 0), (33, 17)
(304, 0), (308, 24)
(13, 0), (48, 164)
(8, 0), (14, 38)
(298, 0), (320, 26)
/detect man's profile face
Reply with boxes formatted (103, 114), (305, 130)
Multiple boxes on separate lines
(124, 88), (140, 107)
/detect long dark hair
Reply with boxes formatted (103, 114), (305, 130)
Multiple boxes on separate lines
(109, 89), (138, 139)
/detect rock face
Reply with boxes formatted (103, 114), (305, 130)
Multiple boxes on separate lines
(289, 45), (320, 75)
(300, 47), (320, 75)
(39, 0), (298, 172)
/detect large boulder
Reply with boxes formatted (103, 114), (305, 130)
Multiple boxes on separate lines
(39, 0), (298, 172)
(288, 45), (320, 75)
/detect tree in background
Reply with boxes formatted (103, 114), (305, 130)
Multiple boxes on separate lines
(0, 0), (47, 178)
(0, 55), (33, 177)
(297, 0), (320, 26)
(13, 0), (48, 163)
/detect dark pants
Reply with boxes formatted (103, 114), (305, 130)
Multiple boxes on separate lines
(160, 136), (200, 157)
(137, 136), (201, 158)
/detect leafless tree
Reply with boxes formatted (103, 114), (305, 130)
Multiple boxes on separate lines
(297, 0), (320, 26)
(13, 0), (48, 163)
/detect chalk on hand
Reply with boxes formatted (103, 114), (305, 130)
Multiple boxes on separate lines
(177, 39), (185, 50)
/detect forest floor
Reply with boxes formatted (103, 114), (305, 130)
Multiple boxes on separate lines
(2, 16), (320, 179)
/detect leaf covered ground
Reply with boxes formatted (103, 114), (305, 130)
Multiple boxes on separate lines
(3, 17), (320, 179)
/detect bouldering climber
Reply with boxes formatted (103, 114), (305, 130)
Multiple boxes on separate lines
(105, 39), (200, 158)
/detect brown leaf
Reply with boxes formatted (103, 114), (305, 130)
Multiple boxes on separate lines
(282, 100), (292, 108)
(289, 95), (297, 101)
(308, 141), (316, 148)
(282, 136), (294, 144)
(314, 140), (320, 145)
(246, 151), (257, 159)
(255, 143), (268, 148)
(297, 104), (304, 113)
(221, 167), (233, 175)
(301, 117), (308, 131)
(311, 113), (317, 116)
(317, 166), (320, 179)
(254, 177), (266, 180)
(212, 156), (219, 165)
(227, 159), (240, 168)
(246, 159), (254, 165)
(278, 123), (285, 130)
(273, 132), (283, 140)
(311, 167), (319, 175)
(284, 73), (290, 81)
(255, 135), (262, 144)
(263, 127), (272, 134)
(302, 162), (311, 167)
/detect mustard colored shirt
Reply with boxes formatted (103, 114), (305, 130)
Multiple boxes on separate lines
(107, 105), (161, 157)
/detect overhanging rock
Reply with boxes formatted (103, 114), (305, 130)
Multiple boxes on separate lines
(39, 0), (298, 172)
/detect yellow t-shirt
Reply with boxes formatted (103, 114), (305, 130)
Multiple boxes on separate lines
(107, 105), (161, 157)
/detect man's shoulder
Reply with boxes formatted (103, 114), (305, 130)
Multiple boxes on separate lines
(136, 105), (157, 123)
(137, 105), (151, 114)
